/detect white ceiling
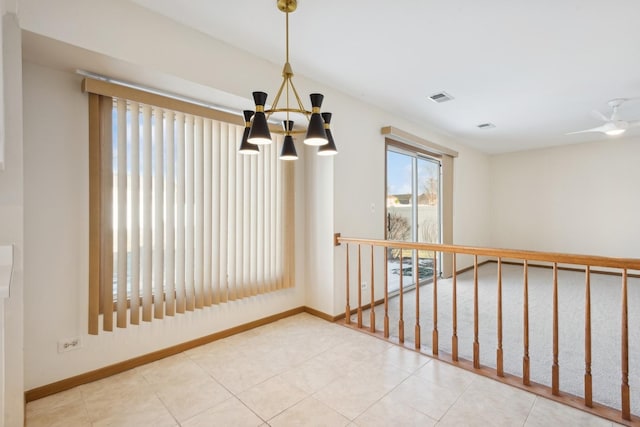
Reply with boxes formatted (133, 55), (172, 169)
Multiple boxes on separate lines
(128, 0), (640, 154)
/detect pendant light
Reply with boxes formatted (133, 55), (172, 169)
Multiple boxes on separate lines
(280, 120), (298, 160)
(238, 110), (260, 155)
(318, 112), (338, 156)
(240, 0), (338, 159)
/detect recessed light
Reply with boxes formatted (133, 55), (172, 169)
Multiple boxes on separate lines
(428, 91), (454, 103)
(477, 123), (496, 129)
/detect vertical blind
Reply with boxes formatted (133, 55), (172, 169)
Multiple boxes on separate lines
(86, 78), (294, 334)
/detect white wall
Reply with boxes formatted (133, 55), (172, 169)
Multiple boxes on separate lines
(0, 13), (24, 427)
(490, 137), (640, 258)
(304, 146), (334, 314)
(22, 61), (308, 390)
(329, 100), (493, 314)
(16, 0), (493, 393)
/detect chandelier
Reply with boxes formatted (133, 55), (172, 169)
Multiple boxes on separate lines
(238, 0), (338, 160)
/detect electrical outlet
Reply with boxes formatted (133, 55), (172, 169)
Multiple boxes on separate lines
(361, 281), (367, 289)
(58, 337), (82, 353)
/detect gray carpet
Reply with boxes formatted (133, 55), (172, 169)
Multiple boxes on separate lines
(362, 263), (640, 415)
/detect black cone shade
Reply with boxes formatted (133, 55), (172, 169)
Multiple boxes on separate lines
(239, 110), (260, 155)
(280, 135), (298, 160)
(304, 93), (328, 145)
(280, 120), (297, 160)
(318, 112), (338, 156)
(282, 120), (294, 133)
(248, 91), (272, 145)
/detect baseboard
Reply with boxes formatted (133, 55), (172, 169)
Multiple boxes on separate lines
(303, 306), (341, 322)
(332, 297), (386, 321)
(25, 306), (307, 402)
(32, 256), (614, 404)
(330, 262), (492, 322)
(491, 260), (640, 278)
(455, 259), (491, 275)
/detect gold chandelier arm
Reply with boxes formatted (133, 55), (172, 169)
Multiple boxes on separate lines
(289, 79), (310, 120)
(270, 128), (307, 135)
(267, 74), (288, 119)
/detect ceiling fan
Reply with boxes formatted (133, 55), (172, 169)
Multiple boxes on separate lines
(567, 98), (640, 136)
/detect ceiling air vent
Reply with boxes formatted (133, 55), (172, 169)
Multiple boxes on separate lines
(477, 123), (496, 129)
(428, 91), (454, 103)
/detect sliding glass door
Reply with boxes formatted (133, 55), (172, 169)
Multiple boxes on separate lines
(386, 146), (441, 293)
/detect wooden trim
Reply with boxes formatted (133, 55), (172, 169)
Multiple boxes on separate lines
(496, 258), (503, 377)
(336, 237), (640, 271)
(386, 138), (442, 160)
(303, 306), (341, 322)
(25, 307), (306, 402)
(82, 78), (243, 127)
(430, 253), (437, 354)
(552, 263), (559, 395)
(338, 322), (639, 427)
(473, 255), (480, 369)
(345, 243), (350, 324)
(383, 249), (389, 338)
(370, 245), (376, 333)
(455, 260), (491, 275)
(452, 254), (458, 361)
(357, 245), (362, 328)
(381, 126), (459, 158)
(621, 269), (630, 420)
(523, 260), (530, 386)
(333, 297), (386, 321)
(584, 266), (592, 406)
(495, 260), (640, 279)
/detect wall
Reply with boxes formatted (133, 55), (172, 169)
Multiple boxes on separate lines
(490, 137), (640, 258)
(330, 98), (492, 314)
(22, 61), (308, 390)
(16, 0), (493, 393)
(0, 13), (23, 427)
(303, 146), (334, 314)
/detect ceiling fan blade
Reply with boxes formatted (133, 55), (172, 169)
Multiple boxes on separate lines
(591, 109), (610, 122)
(566, 124), (612, 135)
(611, 105), (620, 121)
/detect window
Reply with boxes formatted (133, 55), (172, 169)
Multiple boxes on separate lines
(382, 126), (456, 285)
(85, 78), (294, 334)
(386, 146), (441, 292)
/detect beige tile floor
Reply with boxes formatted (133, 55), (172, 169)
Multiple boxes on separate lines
(26, 313), (621, 426)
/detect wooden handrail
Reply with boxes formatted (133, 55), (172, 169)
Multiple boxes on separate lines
(370, 245), (375, 333)
(473, 255), (480, 369)
(621, 269), (630, 420)
(398, 251), (405, 343)
(432, 252), (438, 355)
(584, 266), (592, 406)
(523, 260), (530, 386)
(336, 235), (640, 425)
(383, 249), (389, 338)
(451, 254), (458, 362)
(336, 236), (640, 271)
(414, 249), (421, 349)
(496, 258), (503, 377)
(552, 263), (560, 395)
